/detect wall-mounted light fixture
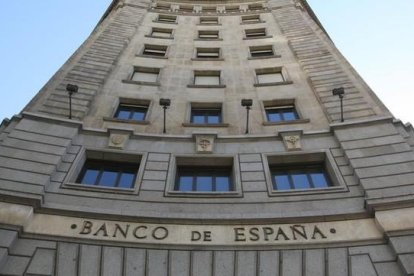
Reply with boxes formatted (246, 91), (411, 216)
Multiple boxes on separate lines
(332, 87), (345, 122)
(66, 84), (78, 119)
(159, 98), (171, 133)
(241, 99), (253, 134)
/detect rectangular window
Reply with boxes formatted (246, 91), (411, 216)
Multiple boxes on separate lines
(245, 28), (266, 38)
(194, 71), (221, 85)
(200, 17), (219, 24)
(114, 103), (148, 121)
(77, 160), (138, 189)
(255, 67), (291, 86)
(175, 166), (233, 192)
(198, 30), (219, 39)
(265, 106), (299, 122)
(155, 4), (170, 11)
(150, 27), (173, 38)
(241, 15), (261, 24)
(191, 108), (222, 124)
(157, 14), (177, 23)
(225, 5), (240, 13)
(248, 4), (264, 11)
(196, 48), (220, 59)
(250, 45), (274, 57)
(142, 44), (168, 57)
(131, 67), (160, 83)
(270, 164), (332, 191)
(202, 6), (217, 13)
(179, 5), (193, 12)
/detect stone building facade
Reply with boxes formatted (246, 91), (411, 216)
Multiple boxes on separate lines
(1, 0), (414, 275)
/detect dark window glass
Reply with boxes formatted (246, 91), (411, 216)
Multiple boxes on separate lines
(266, 107), (299, 122)
(175, 166), (233, 192)
(191, 108), (221, 124)
(114, 104), (147, 121)
(271, 165), (331, 191)
(77, 160), (138, 189)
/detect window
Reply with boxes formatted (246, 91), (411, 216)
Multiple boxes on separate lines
(202, 6), (217, 13)
(77, 159), (138, 189)
(225, 5), (240, 13)
(265, 106), (299, 122)
(155, 3), (170, 11)
(198, 30), (219, 39)
(249, 45), (274, 58)
(114, 103), (148, 121)
(245, 28), (266, 38)
(196, 48), (220, 59)
(241, 15), (261, 24)
(175, 166), (233, 192)
(179, 5), (194, 13)
(150, 27), (173, 38)
(191, 107), (222, 124)
(192, 70), (222, 86)
(200, 17), (219, 25)
(131, 67), (160, 84)
(248, 4), (264, 11)
(270, 164), (332, 191)
(142, 44), (168, 57)
(156, 14), (177, 23)
(255, 67), (291, 86)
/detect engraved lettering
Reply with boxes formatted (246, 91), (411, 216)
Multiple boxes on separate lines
(93, 223), (109, 237)
(79, 220), (93, 235)
(204, 231), (212, 242)
(311, 226), (327, 239)
(191, 231), (202, 241)
(113, 223), (130, 238)
(249, 227), (260, 241)
(263, 227), (274, 241)
(133, 226), (148, 239)
(275, 227), (290, 240)
(234, 227), (246, 242)
(290, 225), (307, 240)
(152, 227), (168, 240)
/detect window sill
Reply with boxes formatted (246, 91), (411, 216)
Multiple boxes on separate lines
(63, 182), (136, 194)
(197, 23), (222, 26)
(254, 81), (293, 87)
(268, 186), (346, 197)
(194, 38), (223, 41)
(263, 118), (310, 126)
(152, 20), (178, 25)
(248, 55), (281, 60)
(144, 35), (174, 40)
(103, 117), (150, 125)
(122, 79), (160, 87)
(191, 58), (224, 61)
(243, 35), (273, 40)
(166, 190), (242, 198)
(136, 54), (168, 59)
(240, 20), (266, 25)
(182, 123), (229, 128)
(187, 84), (226, 88)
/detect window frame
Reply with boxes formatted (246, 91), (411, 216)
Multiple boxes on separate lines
(104, 98), (151, 125)
(122, 66), (161, 86)
(199, 16), (220, 25)
(166, 155), (242, 197)
(254, 67), (292, 87)
(140, 44), (168, 58)
(196, 30), (221, 41)
(249, 45), (280, 59)
(244, 28), (271, 39)
(147, 27), (174, 39)
(193, 47), (222, 60)
(261, 99), (309, 125)
(263, 151), (347, 196)
(63, 149), (146, 194)
(188, 70), (225, 88)
(154, 14), (177, 24)
(183, 102), (229, 127)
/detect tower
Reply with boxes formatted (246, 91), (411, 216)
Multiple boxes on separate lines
(1, 0), (414, 275)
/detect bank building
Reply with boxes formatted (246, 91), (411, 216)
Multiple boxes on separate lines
(1, 0), (414, 275)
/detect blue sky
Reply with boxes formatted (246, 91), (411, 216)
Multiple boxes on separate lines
(1, 1), (413, 124)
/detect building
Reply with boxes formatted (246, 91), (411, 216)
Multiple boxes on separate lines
(1, 0), (414, 275)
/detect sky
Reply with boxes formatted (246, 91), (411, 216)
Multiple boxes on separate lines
(0, 1), (413, 124)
